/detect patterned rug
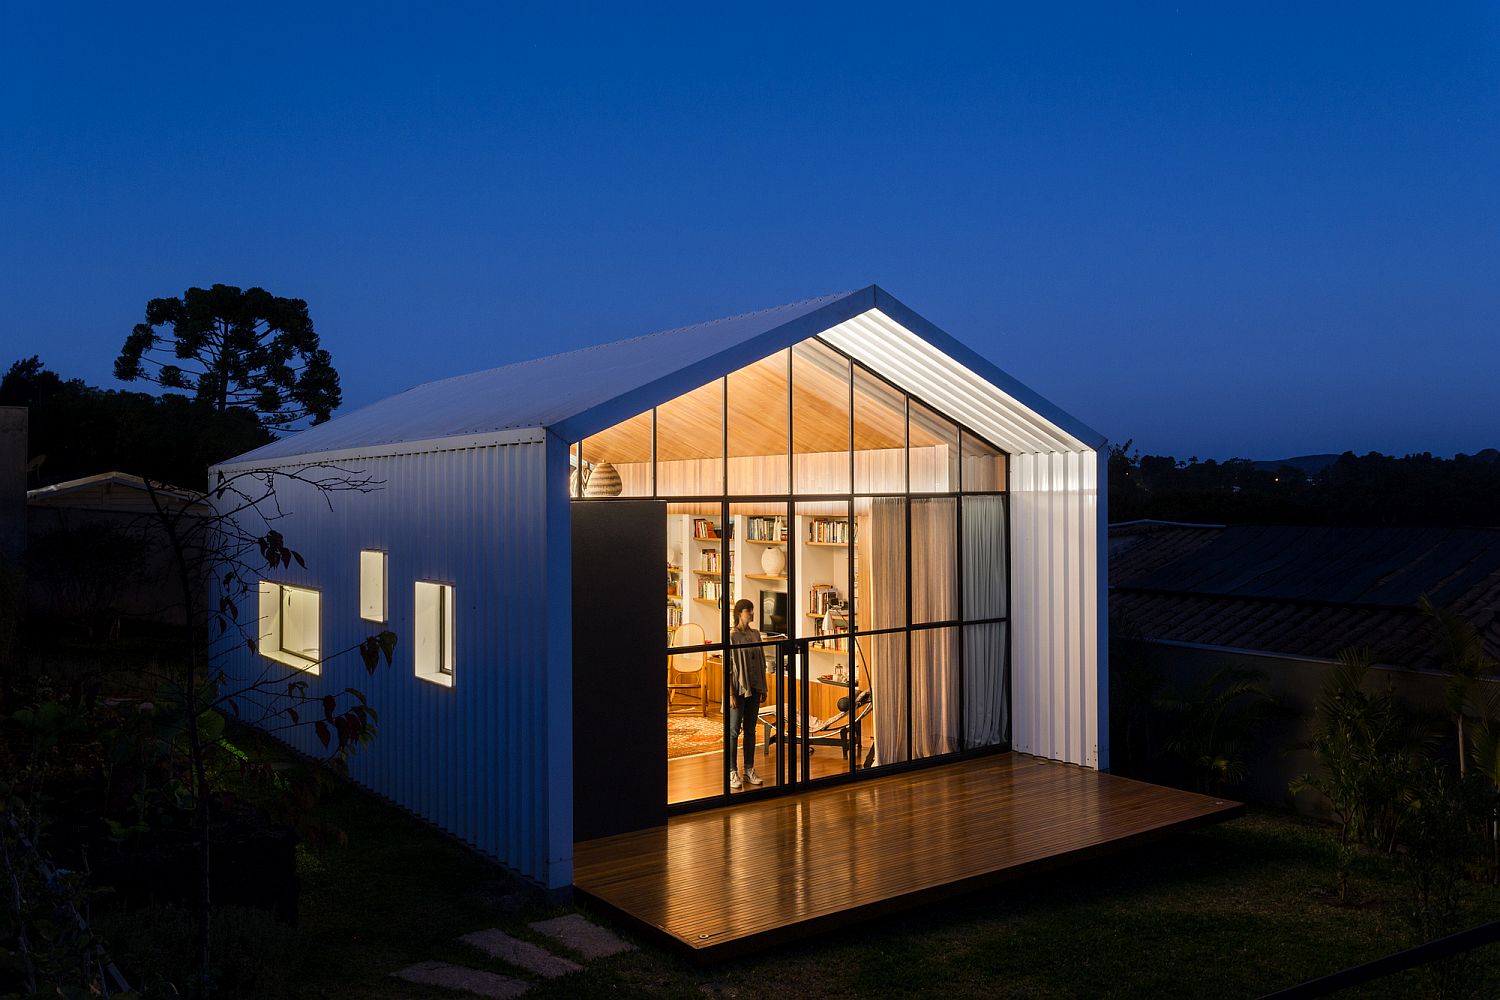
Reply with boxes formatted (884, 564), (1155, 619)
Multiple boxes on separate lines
(667, 714), (724, 759)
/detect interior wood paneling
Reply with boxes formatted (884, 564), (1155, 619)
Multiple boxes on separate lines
(581, 339), (932, 473)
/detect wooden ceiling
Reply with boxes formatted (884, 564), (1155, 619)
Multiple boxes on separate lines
(582, 340), (967, 467)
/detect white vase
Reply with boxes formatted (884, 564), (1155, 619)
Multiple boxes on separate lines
(760, 545), (786, 576)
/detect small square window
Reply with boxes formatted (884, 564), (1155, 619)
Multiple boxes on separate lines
(359, 550), (387, 622)
(258, 581), (322, 674)
(414, 581), (455, 687)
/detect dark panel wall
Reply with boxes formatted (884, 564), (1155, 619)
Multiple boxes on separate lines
(572, 500), (666, 841)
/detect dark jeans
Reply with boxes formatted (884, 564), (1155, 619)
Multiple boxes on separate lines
(728, 692), (762, 771)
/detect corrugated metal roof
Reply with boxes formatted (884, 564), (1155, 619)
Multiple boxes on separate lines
(1120, 524), (1500, 608)
(223, 286), (1104, 468)
(1109, 522), (1500, 669)
(26, 471), (207, 511)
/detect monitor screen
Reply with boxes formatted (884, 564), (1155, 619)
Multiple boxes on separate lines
(759, 589), (788, 635)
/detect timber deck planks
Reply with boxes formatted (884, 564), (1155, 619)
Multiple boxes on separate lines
(573, 752), (1243, 960)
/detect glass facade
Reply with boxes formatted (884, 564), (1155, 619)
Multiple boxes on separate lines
(573, 335), (1009, 808)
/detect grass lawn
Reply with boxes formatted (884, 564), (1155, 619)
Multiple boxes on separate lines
(288, 781), (1500, 1000)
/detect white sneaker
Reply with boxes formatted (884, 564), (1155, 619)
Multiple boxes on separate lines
(729, 769), (742, 789)
(745, 767), (763, 786)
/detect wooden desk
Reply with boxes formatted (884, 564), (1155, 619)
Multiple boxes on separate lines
(703, 655), (855, 720)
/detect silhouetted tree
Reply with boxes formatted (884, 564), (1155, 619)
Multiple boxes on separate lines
(2, 357), (272, 489)
(114, 284), (341, 432)
(1108, 441), (1500, 527)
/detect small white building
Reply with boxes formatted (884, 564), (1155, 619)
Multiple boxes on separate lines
(213, 286), (1107, 890)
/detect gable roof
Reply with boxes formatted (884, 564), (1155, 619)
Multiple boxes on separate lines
(26, 471), (207, 513)
(221, 286), (1104, 469)
(1110, 521), (1500, 670)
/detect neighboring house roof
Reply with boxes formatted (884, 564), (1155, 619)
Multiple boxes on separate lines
(1110, 521), (1500, 670)
(27, 471), (207, 514)
(221, 285), (1105, 469)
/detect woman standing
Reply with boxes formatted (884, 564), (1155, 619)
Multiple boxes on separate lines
(727, 598), (768, 789)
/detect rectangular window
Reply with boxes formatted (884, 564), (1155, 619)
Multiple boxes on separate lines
(414, 581), (455, 686)
(257, 581), (322, 674)
(359, 549), (387, 622)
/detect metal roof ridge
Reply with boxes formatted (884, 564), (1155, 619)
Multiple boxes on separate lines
(385, 289), (859, 396)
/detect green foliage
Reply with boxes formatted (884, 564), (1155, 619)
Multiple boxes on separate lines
(25, 521), (146, 639)
(1420, 595), (1499, 777)
(1, 697), (124, 996)
(0, 355), (272, 488)
(114, 284), (341, 432)
(1109, 440), (1500, 526)
(1292, 648), (1436, 861)
(1159, 665), (1281, 794)
(1395, 767), (1490, 998)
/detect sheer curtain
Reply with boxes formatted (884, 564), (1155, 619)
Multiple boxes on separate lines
(962, 495), (1008, 748)
(862, 498), (908, 764)
(911, 499), (958, 757)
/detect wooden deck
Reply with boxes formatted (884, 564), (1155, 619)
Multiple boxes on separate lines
(573, 752), (1243, 960)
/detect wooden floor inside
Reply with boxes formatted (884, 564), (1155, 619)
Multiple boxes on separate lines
(574, 752), (1244, 960)
(668, 745), (863, 804)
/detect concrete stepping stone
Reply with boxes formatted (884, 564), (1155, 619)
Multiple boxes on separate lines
(528, 913), (636, 960)
(459, 928), (582, 978)
(391, 960), (529, 998)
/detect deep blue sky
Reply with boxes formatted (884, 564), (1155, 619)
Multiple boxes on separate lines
(2, 3), (1496, 460)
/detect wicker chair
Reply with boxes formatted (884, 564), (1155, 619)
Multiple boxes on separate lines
(667, 622), (708, 716)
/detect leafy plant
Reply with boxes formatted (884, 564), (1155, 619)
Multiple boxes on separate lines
(1395, 766), (1488, 999)
(1159, 665), (1280, 795)
(1420, 595), (1499, 778)
(1, 698), (133, 996)
(1291, 647), (1436, 899)
(76, 466), (400, 991)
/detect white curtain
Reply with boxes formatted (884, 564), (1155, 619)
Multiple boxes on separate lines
(962, 495), (1008, 748)
(911, 498), (956, 623)
(912, 628), (958, 756)
(963, 624), (1008, 749)
(863, 498), (908, 764)
(911, 499), (958, 756)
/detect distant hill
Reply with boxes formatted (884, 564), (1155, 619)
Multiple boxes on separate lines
(1251, 450), (1499, 475)
(1251, 454), (1340, 476)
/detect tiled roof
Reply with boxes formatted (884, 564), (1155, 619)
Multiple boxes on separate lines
(1109, 521), (1500, 670)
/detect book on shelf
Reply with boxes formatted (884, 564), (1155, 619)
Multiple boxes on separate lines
(692, 517), (719, 539)
(807, 517), (851, 544)
(746, 515), (788, 542)
(701, 549), (721, 572)
(808, 584), (841, 616)
(667, 605), (684, 629)
(696, 579), (724, 600)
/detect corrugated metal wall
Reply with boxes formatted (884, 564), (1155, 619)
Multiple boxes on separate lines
(1009, 448), (1107, 769)
(214, 433), (573, 886)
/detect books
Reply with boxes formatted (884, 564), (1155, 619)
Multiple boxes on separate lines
(746, 515), (788, 541)
(808, 584), (840, 616)
(807, 518), (851, 544)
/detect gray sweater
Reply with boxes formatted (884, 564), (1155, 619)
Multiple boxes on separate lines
(728, 626), (770, 698)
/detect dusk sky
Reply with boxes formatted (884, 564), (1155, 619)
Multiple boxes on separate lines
(2, 3), (1496, 460)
